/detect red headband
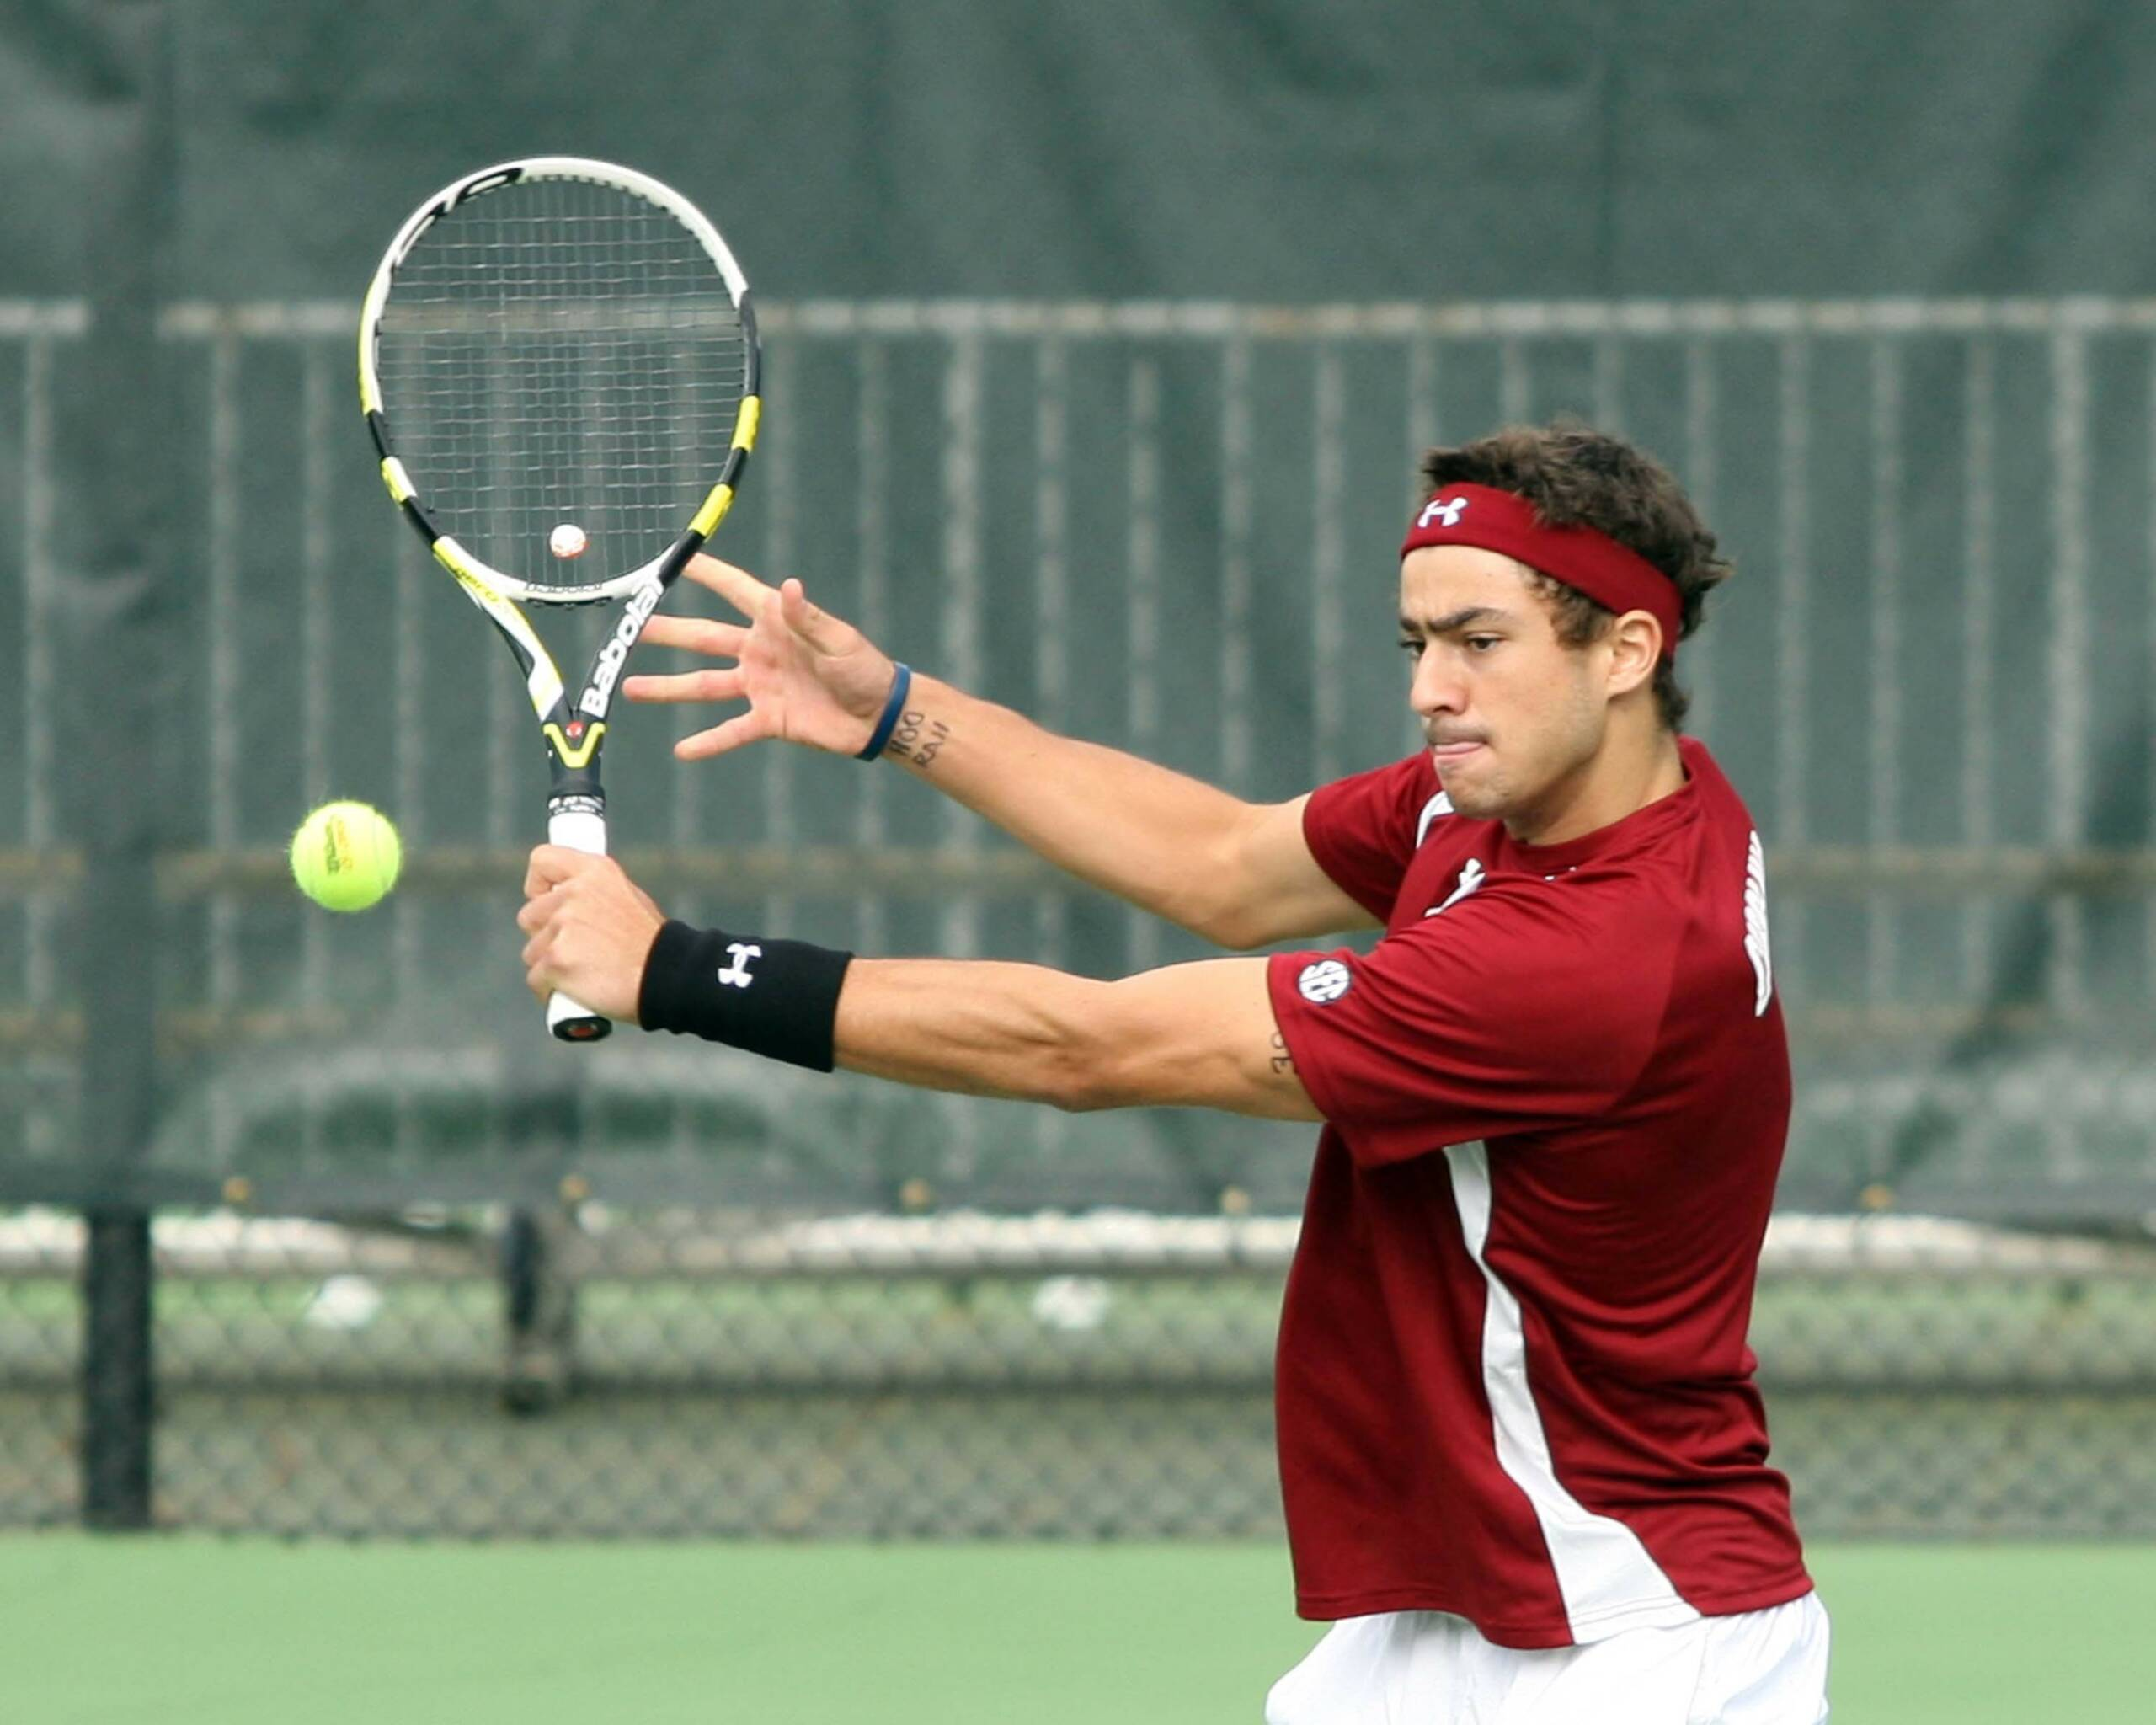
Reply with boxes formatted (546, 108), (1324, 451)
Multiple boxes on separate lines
(1401, 484), (1680, 662)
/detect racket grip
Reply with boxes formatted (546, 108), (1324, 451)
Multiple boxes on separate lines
(545, 804), (614, 1044)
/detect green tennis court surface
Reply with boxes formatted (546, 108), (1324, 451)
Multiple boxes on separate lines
(8, 1537), (2148, 1722)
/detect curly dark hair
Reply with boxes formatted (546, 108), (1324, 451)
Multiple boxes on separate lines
(1417, 420), (1731, 731)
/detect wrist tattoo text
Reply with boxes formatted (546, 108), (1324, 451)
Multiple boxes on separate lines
(890, 709), (952, 770)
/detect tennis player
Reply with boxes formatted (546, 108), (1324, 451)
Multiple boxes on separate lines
(518, 422), (1828, 1722)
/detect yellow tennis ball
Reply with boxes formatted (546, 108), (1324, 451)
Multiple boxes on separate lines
(291, 801), (402, 912)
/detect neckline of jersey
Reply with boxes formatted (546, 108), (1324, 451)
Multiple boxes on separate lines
(1495, 736), (1709, 875)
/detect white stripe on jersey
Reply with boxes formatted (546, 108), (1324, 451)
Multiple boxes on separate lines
(1444, 1141), (1704, 1642)
(1415, 791), (1454, 847)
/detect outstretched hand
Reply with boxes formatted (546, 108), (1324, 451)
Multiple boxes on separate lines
(624, 555), (899, 761)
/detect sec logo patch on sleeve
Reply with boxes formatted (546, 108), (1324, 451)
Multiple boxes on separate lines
(1298, 959), (1352, 1004)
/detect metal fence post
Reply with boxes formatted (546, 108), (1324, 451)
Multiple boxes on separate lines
(69, 0), (176, 1530)
(79, 1210), (154, 1527)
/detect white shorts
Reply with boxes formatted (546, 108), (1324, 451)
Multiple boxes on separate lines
(1265, 1592), (1829, 1725)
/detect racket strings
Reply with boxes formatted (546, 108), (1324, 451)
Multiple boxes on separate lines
(374, 178), (748, 590)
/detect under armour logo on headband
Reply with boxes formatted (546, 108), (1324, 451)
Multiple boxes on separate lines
(1400, 483), (1681, 662)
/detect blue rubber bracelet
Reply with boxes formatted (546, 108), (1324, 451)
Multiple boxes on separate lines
(857, 662), (913, 761)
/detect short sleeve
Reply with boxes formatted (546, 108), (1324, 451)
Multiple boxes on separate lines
(1267, 878), (1674, 1166)
(1302, 754), (1444, 923)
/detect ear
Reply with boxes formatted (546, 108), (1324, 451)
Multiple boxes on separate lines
(1604, 611), (1664, 697)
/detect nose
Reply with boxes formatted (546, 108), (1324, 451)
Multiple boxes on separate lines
(1409, 646), (1466, 721)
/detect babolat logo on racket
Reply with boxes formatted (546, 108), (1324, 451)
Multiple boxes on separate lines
(390, 168), (523, 268)
(583, 580), (666, 717)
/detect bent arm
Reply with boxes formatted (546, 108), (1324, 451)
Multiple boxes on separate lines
(835, 953), (1321, 1119)
(881, 672), (1373, 948)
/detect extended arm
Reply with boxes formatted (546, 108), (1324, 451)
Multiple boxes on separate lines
(834, 953), (1317, 1118)
(626, 557), (1374, 949)
(516, 846), (1319, 1120)
(865, 671), (1362, 949)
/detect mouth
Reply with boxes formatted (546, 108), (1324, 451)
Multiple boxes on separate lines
(1428, 740), (1486, 765)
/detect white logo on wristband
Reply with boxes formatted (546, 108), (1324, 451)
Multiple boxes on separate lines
(718, 942), (761, 989)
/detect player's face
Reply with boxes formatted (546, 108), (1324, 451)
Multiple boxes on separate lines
(1397, 547), (1610, 834)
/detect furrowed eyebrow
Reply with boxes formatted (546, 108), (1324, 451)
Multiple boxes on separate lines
(1399, 606), (1512, 636)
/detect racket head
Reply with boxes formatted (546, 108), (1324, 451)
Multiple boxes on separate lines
(360, 157), (760, 605)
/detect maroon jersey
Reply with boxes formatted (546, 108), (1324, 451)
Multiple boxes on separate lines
(1265, 737), (1811, 1650)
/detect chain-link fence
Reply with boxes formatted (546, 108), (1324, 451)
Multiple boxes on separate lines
(6, 1206), (2154, 1538)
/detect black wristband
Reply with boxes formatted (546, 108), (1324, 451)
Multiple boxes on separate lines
(637, 920), (854, 1072)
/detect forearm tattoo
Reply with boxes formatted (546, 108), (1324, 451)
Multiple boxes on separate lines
(1269, 1030), (1296, 1076)
(889, 709), (952, 770)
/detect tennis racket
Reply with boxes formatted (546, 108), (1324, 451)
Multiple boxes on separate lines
(358, 157), (760, 1041)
